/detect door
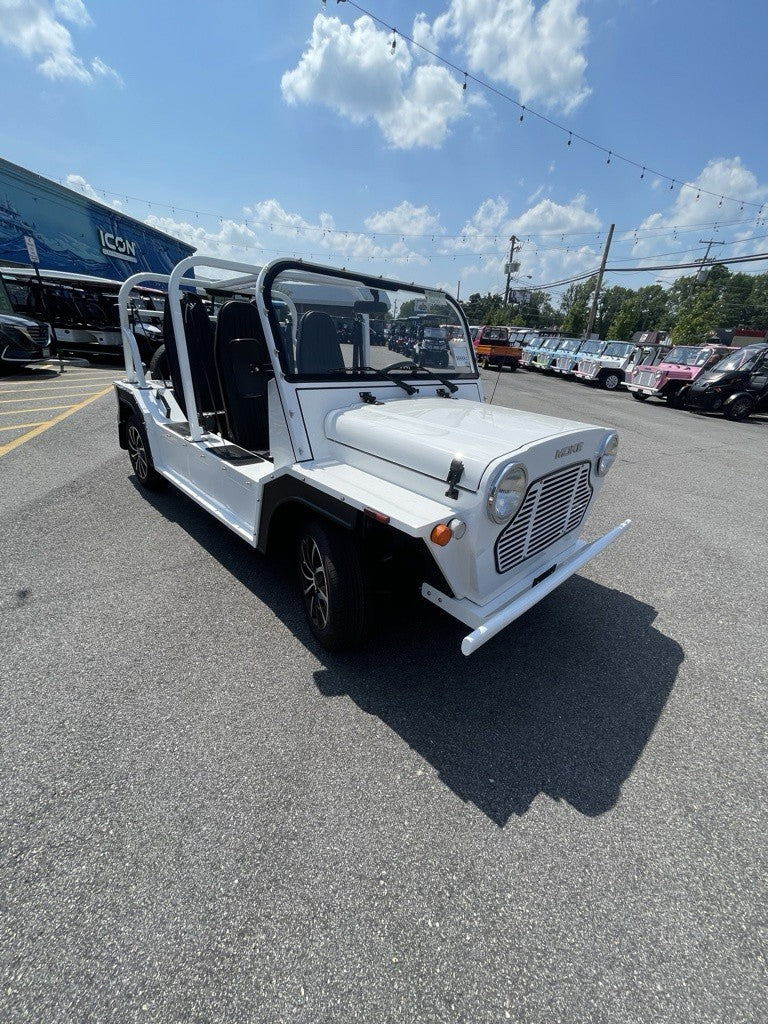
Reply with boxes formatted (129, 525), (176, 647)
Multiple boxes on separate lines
(747, 350), (768, 404)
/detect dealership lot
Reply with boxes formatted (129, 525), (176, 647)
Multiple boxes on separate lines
(1, 366), (765, 1023)
(0, 363), (116, 456)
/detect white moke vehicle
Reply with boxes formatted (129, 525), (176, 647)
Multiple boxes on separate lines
(115, 256), (630, 656)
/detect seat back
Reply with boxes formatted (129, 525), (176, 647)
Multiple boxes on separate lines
(162, 293), (225, 431)
(296, 311), (344, 374)
(214, 299), (271, 451)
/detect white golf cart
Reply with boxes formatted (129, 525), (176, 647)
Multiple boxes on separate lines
(115, 256), (630, 656)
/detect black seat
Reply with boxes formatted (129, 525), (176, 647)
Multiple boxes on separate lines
(161, 294), (225, 433)
(214, 299), (271, 452)
(296, 311), (345, 374)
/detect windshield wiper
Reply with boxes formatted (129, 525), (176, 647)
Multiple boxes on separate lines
(358, 365), (418, 395)
(381, 359), (459, 394)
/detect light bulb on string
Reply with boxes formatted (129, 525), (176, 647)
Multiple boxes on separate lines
(391, 28), (396, 53)
(463, 72), (467, 92)
(567, 132), (572, 147)
(669, 180), (675, 191)
(519, 106), (525, 122)
(640, 167), (645, 180)
(606, 151), (611, 165)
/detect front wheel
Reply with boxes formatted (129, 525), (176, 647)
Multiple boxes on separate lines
(298, 519), (368, 651)
(724, 395), (754, 421)
(125, 413), (164, 490)
(631, 391), (649, 402)
(601, 371), (622, 391)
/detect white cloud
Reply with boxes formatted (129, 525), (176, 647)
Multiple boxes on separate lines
(364, 200), (443, 237)
(433, 0), (590, 113)
(243, 199), (428, 266)
(91, 56), (122, 85)
(144, 214), (263, 265)
(628, 158), (768, 259)
(281, 13), (468, 149)
(54, 0), (91, 26)
(441, 192), (601, 291)
(65, 173), (122, 209)
(0, 0), (119, 83)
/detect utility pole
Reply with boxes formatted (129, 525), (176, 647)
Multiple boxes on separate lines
(696, 239), (725, 283)
(502, 235), (517, 306)
(584, 222), (614, 340)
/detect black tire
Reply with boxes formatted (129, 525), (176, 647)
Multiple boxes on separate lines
(148, 344), (170, 381)
(666, 389), (684, 408)
(298, 518), (367, 651)
(508, 359), (519, 372)
(724, 395), (754, 421)
(631, 391), (649, 402)
(601, 371), (622, 391)
(125, 413), (164, 490)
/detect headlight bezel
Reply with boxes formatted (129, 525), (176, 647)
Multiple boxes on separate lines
(487, 462), (528, 525)
(596, 432), (619, 477)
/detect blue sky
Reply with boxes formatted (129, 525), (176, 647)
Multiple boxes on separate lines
(1, 0), (767, 301)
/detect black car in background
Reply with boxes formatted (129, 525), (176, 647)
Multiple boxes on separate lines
(684, 343), (768, 420)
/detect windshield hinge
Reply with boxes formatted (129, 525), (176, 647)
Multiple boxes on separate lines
(359, 391), (383, 405)
(445, 457), (465, 499)
(436, 387), (455, 399)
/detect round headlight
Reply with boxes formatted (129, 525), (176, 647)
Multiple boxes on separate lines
(487, 463), (527, 524)
(596, 432), (619, 476)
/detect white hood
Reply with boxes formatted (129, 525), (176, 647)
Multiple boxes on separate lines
(325, 397), (593, 491)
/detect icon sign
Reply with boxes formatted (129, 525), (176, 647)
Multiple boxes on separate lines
(24, 235), (40, 265)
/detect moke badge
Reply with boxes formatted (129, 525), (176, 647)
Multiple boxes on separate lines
(555, 442), (583, 459)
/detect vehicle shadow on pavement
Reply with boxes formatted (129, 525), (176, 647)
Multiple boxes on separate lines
(312, 578), (683, 825)
(134, 481), (682, 826)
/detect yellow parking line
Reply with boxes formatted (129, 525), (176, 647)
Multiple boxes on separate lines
(0, 385), (113, 457)
(0, 421), (47, 431)
(0, 385), (113, 395)
(0, 393), (105, 404)
(0, 404), (72, 415)
(0, 401), (72, 413)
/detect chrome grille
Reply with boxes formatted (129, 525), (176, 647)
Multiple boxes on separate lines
(495, 462), (593, 573)
(634, 370), (655, 387)
(24, 323), (50, 346)
(579, 358), (598, 376)
(555, 355), (572, 370)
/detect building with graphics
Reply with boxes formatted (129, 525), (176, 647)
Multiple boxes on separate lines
(0, 157), (194, 280)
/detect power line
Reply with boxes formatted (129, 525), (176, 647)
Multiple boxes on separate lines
(337, 0), (766, 213)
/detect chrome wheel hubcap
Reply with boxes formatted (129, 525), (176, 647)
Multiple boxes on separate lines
(127, 423), (148, 480)
(300, 537), (329, 630)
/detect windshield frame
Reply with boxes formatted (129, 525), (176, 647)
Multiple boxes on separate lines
(262, 259), (479, 383)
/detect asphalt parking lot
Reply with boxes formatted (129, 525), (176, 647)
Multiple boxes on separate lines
(1, 364), (765, 1024)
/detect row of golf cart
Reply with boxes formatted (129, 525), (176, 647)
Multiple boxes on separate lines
(517, 333), (768, 421)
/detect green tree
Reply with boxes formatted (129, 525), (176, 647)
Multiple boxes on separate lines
(559, 277), (596, 336)
(607, 298), (638, 341)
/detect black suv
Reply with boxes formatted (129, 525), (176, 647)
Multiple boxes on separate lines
(685, 343), (768, 420)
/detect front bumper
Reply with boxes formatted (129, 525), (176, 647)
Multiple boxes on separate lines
(627, 382), (663, 398)
(686, 389), (723, 411)
(422, 519), (632, 655)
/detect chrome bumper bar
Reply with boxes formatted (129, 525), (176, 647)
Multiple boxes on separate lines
(422, 519), (632, 656)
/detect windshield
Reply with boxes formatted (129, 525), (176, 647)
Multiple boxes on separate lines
(541, 337), (561, 350)
(558, 338), (581, 353)
(579, 340), (604, 355)
(664, 346), (704, 366)
(603, 342), (634, 358)
(267, 266), (477, 380)
(710, 347), (765, 373)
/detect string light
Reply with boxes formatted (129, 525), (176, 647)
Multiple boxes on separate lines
(337, 0), (763, 210)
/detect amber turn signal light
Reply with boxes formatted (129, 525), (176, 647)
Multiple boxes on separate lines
(430, 523), (453, 546)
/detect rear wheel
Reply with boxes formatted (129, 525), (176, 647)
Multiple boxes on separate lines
(298, 518), (368, 651)
(125, 413), (164, 490)
(724, 395), (754, 421)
